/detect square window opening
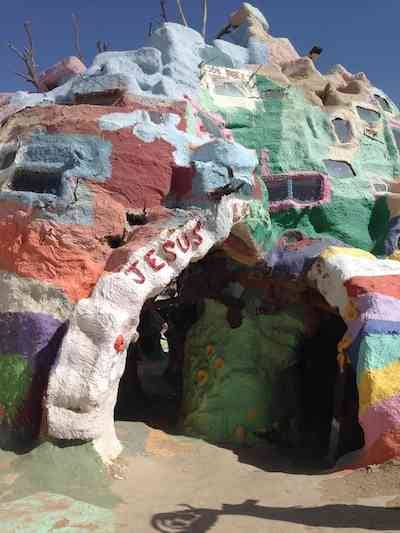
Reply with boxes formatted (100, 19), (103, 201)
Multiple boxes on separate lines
(375, 95), (392, 113)
(356, 106), (381, 123)
(324, 159), (356, 179)
(265, 173), (329, 211)
(392, 128), (400, 153)
(11, 170), (63, 195)
(267, 179), (289, 202)
(332, 118), (352, 143)
(292, 176), (323, 202)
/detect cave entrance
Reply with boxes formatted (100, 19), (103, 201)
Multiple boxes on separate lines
(269, 309), (365, 465)
(114, 285), (199, 433)
(114, 252), (365, 467)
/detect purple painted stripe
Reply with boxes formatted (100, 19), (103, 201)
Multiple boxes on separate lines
(344, 293), (400, 344)
(0, 312), (66, 368)
(356, 293), (400, 319)
(0, 312), (68, 437)
(359, 394), (400, 448)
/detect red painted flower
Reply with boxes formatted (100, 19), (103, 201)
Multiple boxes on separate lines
(114, 335), (126, 353)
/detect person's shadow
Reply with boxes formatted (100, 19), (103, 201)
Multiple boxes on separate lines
(151, 499), (399, 532)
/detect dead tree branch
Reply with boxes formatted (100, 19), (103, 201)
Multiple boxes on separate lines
(8, 21), (41, 91)
(96, 40), (111, 54)
(72, 13), (85, 62)
(202, 0), (208, 39)
(176, 0), (188, 26)
(160, 0), (168, 22)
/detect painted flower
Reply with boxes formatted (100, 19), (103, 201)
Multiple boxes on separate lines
(247, 408), (257, 421)
(214, 357), (225, 369)
(207, 345), (215, 357)
(114, 335), (126, 353)
(196, 370), (208, 385)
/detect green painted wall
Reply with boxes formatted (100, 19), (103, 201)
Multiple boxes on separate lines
(200, 75), (400, 254)
(181, 299), (304, 444)
(0, 354), (31, 422)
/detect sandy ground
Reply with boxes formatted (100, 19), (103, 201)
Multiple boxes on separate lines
(0, 421), (399, 532)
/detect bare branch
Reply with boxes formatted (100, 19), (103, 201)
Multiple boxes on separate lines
(160, 0), (168, 22)
(176, 0), (188, 26)
(8, 43), (26, 62)
(8, 21), (41, 91)
(72, 13), (85, 62)
(202, 0), (208, 39)
(24, 21), (34, 58)
(14, 71), (34, 83)
(96, 40), (111, 54)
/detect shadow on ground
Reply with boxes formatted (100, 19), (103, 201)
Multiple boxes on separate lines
(151, 500), (400, 532)
(219, 442), (333, 476)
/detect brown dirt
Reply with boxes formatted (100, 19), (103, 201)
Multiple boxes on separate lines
(112, 423), (400, 532)
(322, 460), (400, 502)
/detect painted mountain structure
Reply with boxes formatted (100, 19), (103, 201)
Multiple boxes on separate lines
(0, 3), (400, 468)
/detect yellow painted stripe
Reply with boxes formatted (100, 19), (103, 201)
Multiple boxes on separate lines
(321, 246), (376, 261)
(389, 250), (400, 262)
(359, 359), (400, 415)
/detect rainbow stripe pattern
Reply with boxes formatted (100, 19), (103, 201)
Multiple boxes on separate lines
(310, 246), (400, 465)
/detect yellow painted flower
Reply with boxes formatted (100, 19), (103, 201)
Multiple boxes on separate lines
(214, 357), (224, 369)
(207, 345), (215, 357)
(196, 370), (208, 385)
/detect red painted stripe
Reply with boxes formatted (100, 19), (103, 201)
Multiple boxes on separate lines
(345, 276), (400, 300)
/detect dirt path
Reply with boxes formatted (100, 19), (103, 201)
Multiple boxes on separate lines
(0, 422), (398, 532)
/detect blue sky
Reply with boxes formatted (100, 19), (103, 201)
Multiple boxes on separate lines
(1, 1), (399, 103)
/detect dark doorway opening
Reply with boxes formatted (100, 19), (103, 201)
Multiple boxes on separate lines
(264, 310), (364, 467)
(299, 313), (364, 462)
(114, 294), (198, 433)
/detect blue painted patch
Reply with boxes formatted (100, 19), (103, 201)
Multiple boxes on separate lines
(0, 132), (112, 225)
(384, 215), (400, 255)
(212, 40), (249, 68)
(265, 232), (345, 276)
(72, 23), (254, 102)
(189, 139), (257, 206)
(348, 319), (400, 371)
(21, 133), (112, 182)
(192, 161), (230, 198)
(200, 45), (239, 69)
(193, 139), (257, 176)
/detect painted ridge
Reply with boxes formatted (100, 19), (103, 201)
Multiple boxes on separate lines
(309, 246), (400, 466)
